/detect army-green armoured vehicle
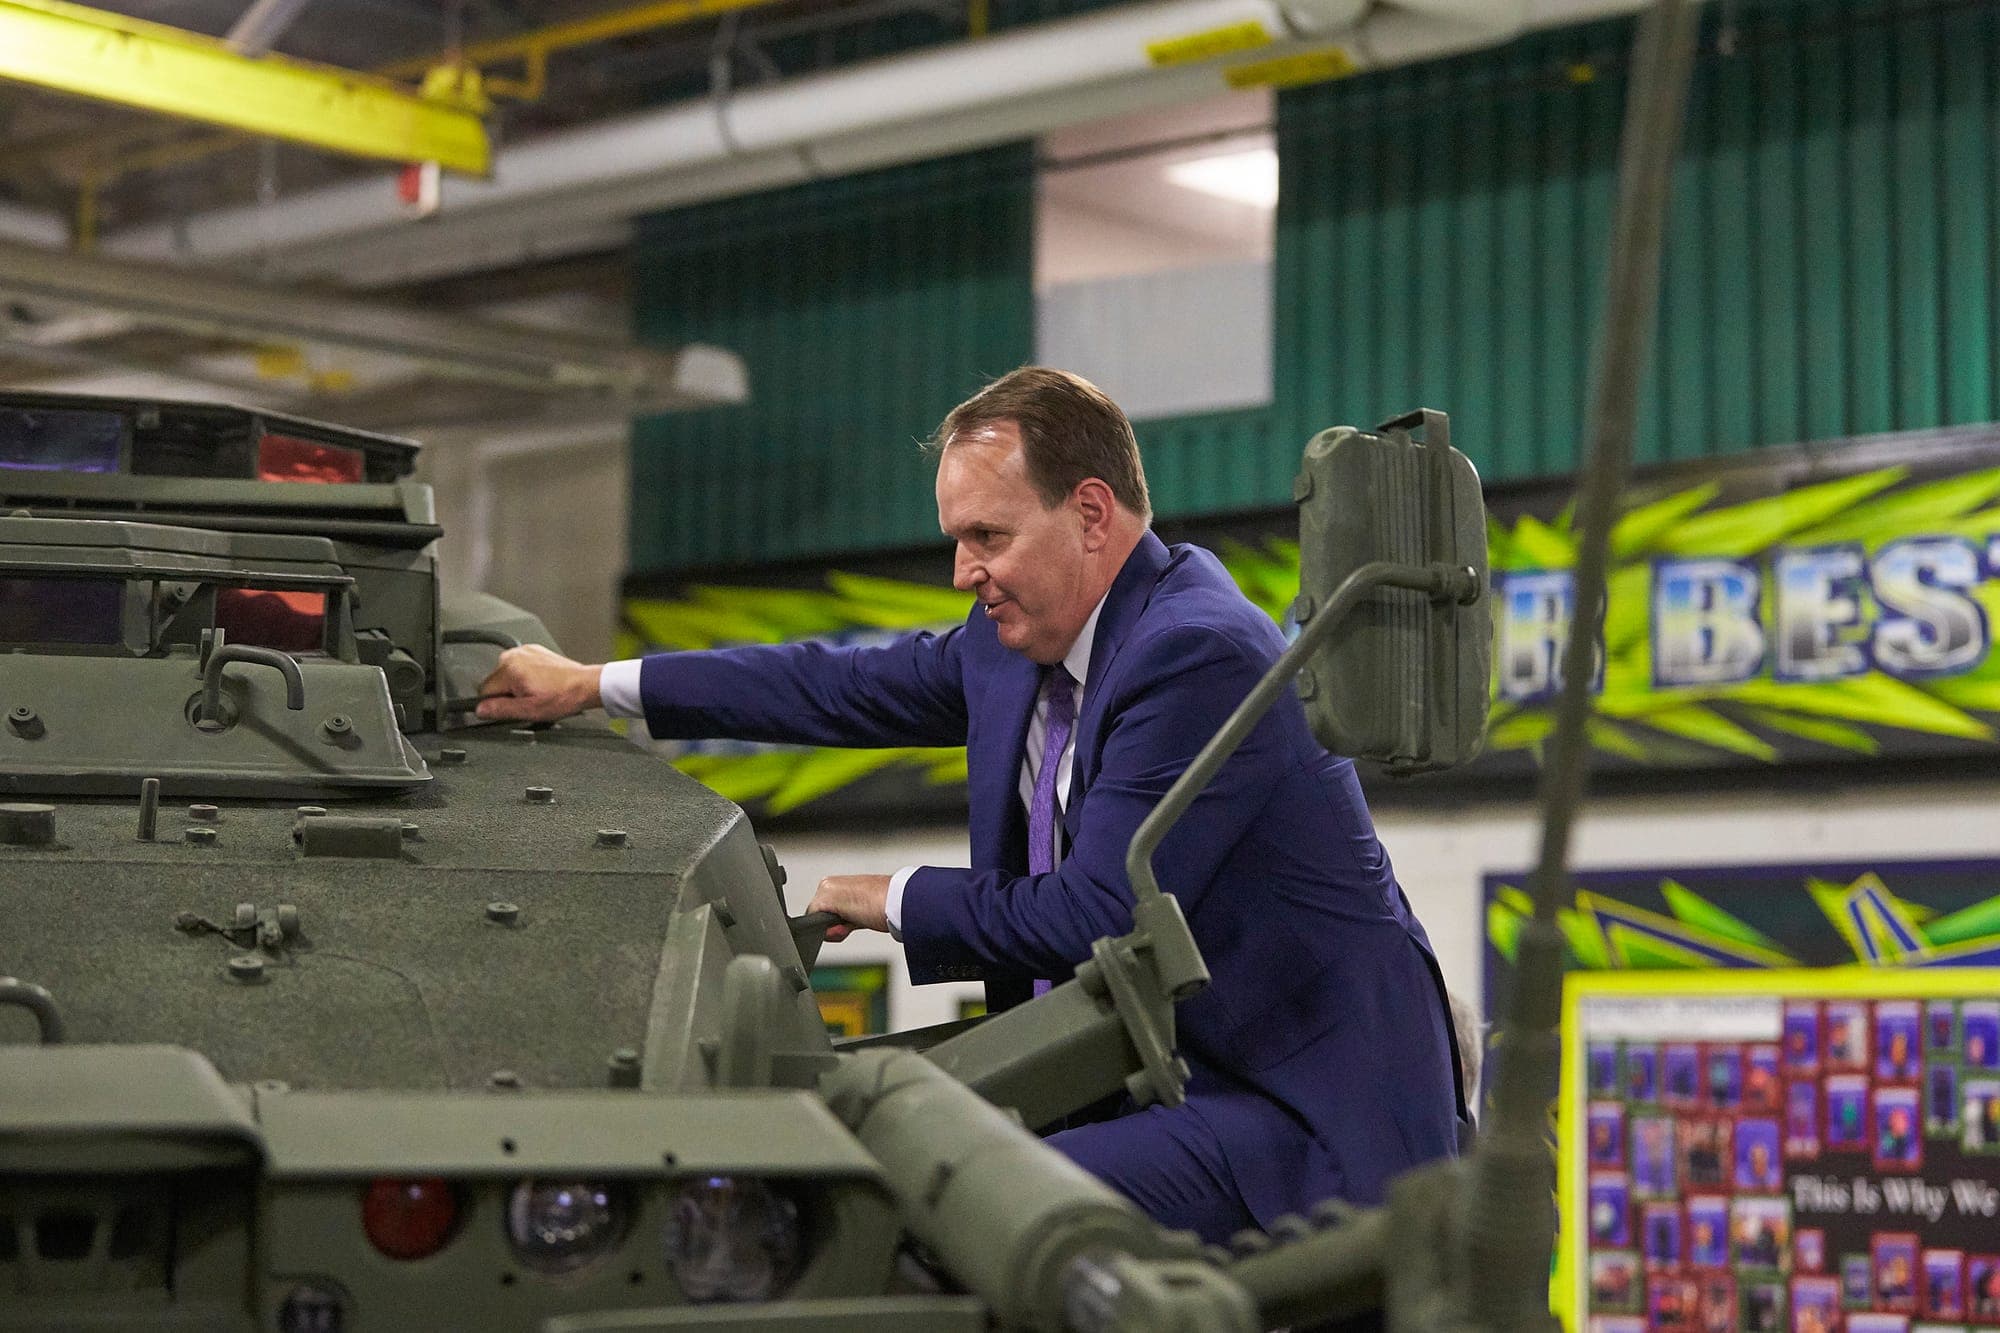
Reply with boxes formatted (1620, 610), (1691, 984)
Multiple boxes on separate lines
(0, 387), (1515, 1332)
(0, 0), (1702, 1322)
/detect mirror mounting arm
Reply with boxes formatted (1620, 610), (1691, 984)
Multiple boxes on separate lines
(1122, 559), (1466, 1001)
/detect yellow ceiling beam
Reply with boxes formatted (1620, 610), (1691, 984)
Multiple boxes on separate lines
(0, 0), (491, 175)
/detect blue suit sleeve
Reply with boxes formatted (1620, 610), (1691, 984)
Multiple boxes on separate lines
(900, 622), (1291, 978)
(637, 626), (969, 748)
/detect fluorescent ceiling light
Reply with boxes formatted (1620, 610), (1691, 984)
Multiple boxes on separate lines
(1164, 146), (1278, 209)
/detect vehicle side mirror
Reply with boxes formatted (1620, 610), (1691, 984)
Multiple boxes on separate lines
(1292, 409), (1491, 776)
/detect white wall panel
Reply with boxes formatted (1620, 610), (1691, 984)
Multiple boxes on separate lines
(762, 777), (2000, 1039)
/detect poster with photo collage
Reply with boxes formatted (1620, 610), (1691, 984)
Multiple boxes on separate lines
(1570, 981), (2000, 1333)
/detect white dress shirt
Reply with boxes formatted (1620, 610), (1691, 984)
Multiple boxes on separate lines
(598, 658), (646, 717)
(595, 597), (1107, 938)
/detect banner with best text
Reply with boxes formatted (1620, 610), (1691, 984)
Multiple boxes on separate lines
(621, 422), (2000, 825)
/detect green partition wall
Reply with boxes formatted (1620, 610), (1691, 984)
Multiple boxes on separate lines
(629, 0), (2000, 573)
(629, 146), (1034, 572)
(1152, 0), (2000, 517)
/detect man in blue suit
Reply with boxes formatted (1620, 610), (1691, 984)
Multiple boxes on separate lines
(480, 366), (1462, 1244)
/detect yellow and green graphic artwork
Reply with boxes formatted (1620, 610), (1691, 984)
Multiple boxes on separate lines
(1230, 465), (2000, 769)
(621, 451), (2000, 813)
(811, 962), (891, 1038)
(1485, 865), (2000, 988)
(1487, 465), (2000, 766)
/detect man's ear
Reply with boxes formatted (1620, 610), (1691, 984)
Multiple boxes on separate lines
(1073, 477), (1116, 549)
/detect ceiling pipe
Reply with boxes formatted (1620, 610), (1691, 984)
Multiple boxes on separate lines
(226, 0), (318, 56)
(0, 201), (68, 248)
(0, 235), (745, 407)
(105, 0), (1641, 287)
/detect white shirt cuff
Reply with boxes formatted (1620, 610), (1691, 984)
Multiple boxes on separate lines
(598, 659), (646, 720)
(885, 865), (920, 941)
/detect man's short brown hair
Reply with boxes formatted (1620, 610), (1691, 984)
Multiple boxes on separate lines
(928, 366), (1152, 521)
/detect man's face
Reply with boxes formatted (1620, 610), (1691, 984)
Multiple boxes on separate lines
(936, 420), (1097, 664)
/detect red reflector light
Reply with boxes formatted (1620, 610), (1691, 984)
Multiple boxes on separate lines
(259, 433), (364, 484)
(361, 1177), (458, 1260)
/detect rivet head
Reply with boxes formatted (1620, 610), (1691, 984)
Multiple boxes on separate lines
(439, 747), (468, 765)
(0, 802), (56, 846)
(227, 954), (265, 982)
(401, 822), (421, 839)
(607, 1048), (641, 1088)
(509, 728), (537, 744)
(595, 829), (628, 848)
(295, 805), (328, 818)
(525, 786), (554, 804)
(486, 901), (520, 925)
(321, 715), (352, 738)
(189, 803), (220, 821)
(488, 1070), (521, 1090)
(186, 826), (218, 846)
(6, 706), (42, 738)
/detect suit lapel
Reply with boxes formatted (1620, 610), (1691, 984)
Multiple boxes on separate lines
(1065, 531), (1172, 836)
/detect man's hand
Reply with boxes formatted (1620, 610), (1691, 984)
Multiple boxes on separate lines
(476, 644), (603, 723)
(807, 874), (891, 942)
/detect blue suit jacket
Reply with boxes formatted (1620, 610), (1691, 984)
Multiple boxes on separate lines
(638, 532), (1461, 1218)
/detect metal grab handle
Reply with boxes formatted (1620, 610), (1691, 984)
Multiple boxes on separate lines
(1121, 559), (1478, 1000)
(788, 910), (844, 969)
(200, 643), (305, 727)
(0, 977), (64, 1044)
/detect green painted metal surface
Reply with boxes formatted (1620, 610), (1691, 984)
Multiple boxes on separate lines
(629, 146), (1034, 571)
(628, 0), (2000, 571)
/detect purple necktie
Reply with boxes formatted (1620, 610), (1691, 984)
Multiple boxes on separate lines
(1029, 665), (1075, 997)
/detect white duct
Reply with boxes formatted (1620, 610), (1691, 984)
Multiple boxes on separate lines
(105, 0), (1630, 287)
(0, 201), (66, 248)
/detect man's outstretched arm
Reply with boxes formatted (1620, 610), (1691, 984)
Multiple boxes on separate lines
(476, 627), (971, 750)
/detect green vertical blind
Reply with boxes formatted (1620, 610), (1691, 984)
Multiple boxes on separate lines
(1143, 0), (2000, 518)
(629, 146), (1034, 571)
(629, 0), (2000, 569)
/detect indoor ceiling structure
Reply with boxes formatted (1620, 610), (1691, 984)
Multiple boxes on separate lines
(0, 0), (1642, 433)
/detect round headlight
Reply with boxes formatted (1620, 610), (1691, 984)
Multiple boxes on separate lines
(504, 1180), (629, 1276)
(665, 1176), (804, 1303)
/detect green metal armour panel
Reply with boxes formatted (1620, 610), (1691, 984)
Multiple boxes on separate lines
(629, 146), (1033, 571)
